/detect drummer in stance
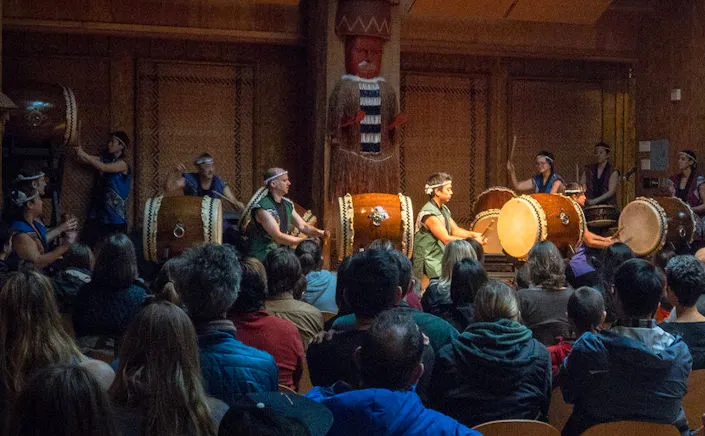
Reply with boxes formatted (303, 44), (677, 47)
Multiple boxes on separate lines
(244, 168), (327, 261)
(580, 142), (619, 206)
(564, 183), (615, 249)
(165, 152), (244, 211)
(507, 151), (564, 194)
(413, 172), (486, 280)
(667, 150), (705, 247)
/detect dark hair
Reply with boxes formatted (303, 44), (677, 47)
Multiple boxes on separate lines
(450, 259), (488, 306)
(359, 309), (423, 390)
(179, 244), (241, 322)
(218, 402), (307, 436)
(389, 249), (413, 295)
(295, 239), (322, 275)
(111, 131), (130, 149)
(536, 150), (555, 173)
(568, 287), (605, 334)
(150, 256), (188, 304)
(0, 225), (15, 252)
(598, 242), (635, 323)
(595, 142), (611, 152)
(62, 244), (94, 271)
(666, 255), (705, 307)
(230, 258), (268, 314)
(345, 249), (399, 318)
(367, 239), (394, 251)
(335, 256), (354, 313)
(474, 280), (520, 322)
(514, 263), (531, 290)
(425, 172), (452, 199)
(614, 258), (664, 318)
(265, 248), (306, 298)
(654, 247), (677, 271)
(6, 364), (116, 436)
(527, 241), (565, 289)
(467, 238), (484, 264)
(93, 233), (138, 289)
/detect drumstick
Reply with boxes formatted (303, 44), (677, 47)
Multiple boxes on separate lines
(481, 219), (497, 237)
(509, 135), (517, 163)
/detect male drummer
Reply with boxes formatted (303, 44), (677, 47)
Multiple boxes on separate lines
(244, 168), (328, 261)
(413, 172), (486, 280)
(580, 142), (619, 206)
(165, 152), (244, 211)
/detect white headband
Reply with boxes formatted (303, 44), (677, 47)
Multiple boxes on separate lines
(112, 135), (127, 150)
(564, 187), (585, 195)
(679, 151), (697, 163)
(11, 190), (37, 206)
(537, 154), (554, 162)
(15, 172), (45, 182)
(425, 180), (451, 196)
(195, 156), (214, 166)
(264, 170), (288, 185)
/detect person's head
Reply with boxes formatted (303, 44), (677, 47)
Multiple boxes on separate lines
(514, 262), (531, 289)
(654, 246), (677, 272)
(367, 239), (394, 251)
(335, 255), (354, 313)
(564, 182), (586, 207)
(467, 238), (484, 264)
(62, 243), (94, 271)
(665, 255), (705, 308)
(613, 258), (664, 318)
(474, 279), (521, 323)
(678, 149), (697, 172)
(264, 167), (290, 196)
(441, 239), (476, 281)
(568, 287), (606, 336)
(345, 249), (401, 319)
(527, 241), (565, 289)
(356, 308), (424, 390)
(450, 258), (488, 306)
(107, 131), (129, 159)
(111, 301), (215, 436)
(93, 233), (138, 289)
(535, 151), (555, 175)
(179, 243), (241, 323)
(194, 152), (215, 180)
(599, 242), (635, 283)
(15, 169), (48, 196)
(7, 364), (116, 436)
(9, 188), (42, 220)
(149, 256), (188, 304)
(0, 225), (15, 257)
(424, 172), (453, 203)
(295, 238), (323, 275)
(344, 35), (384, 79)
(230, 258), (268, 314)
(594, 142), (611, 165)
(0, 270), (81, 397)
(265, 247), (305, 299)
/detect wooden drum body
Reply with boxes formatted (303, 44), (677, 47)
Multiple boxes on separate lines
(618, 196), (695, 257)
(471, 187), (516, 217)
(584, 204), (620, 229)
(471, 210), (502, 255)
(143, 195), (223, 263)
(337, 193), (414, 260)
(497, 193), (585, 259)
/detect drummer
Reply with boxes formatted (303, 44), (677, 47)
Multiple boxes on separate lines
(580, 142), (619, 206)
(13, 169), (48, 196)
(564, 183), (615, 249)
(165, 152), (245, 211)
(507, 151), (565, 194)
(244, 168), (327, 261)
(413, 172), (486, 280)
(666, 149), (705, 246)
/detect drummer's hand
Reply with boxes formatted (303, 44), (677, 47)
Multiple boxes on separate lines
(470, 232), (487, 245)
(321, 229), (331, 239)
(176, 163), (187, 174)
(59, 216), (78, 233)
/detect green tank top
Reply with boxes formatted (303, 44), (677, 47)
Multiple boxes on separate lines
(248, 194), (295, 261)
(413, 201), (451, 279)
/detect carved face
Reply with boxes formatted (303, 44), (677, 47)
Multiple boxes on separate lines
(345, 36), (384, 79)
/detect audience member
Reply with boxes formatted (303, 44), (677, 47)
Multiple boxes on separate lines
(148, 256), (187, 305)
(432, 280), (551, 427)
(660, 255), (705, 370)
(307, 309), (480, 436)
(111, 301), (227, 435)
(561, 258), (691, 435)
(325, 255), (354, 330)
(567, 287), (605, 338)
(264, 247), (323, 347)
(53, 243), (93, 314)
(447, 258), (488, 330)
(6, 364), (117, 436)
(518, 241), (574, 345)
(422, 240), (477, 317)
(178, 243), (278, 405)
(596, 242), (634, 326)
(228, 258), (304, 390)
(295, 238), (338, 313)
(654, 247), (677, 322)
(467, 238), (484, 264)
(514, 262), (531, 290)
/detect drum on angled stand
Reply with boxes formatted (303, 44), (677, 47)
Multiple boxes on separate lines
(471, 187), (516, 218)
(584, 204), (620, 237)
(471, 210), (502, 255)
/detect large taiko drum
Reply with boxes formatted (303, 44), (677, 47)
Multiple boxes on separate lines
(584, 204), (620, 230)
(337, 193), (414, 260)
(618, 196), (695, 257)
(497, 193), (585, 259)
(143, 195), (223, 262)
(5, 83), (78, 148)
(470, 210), (502, 255)
(471, 187), (516, 217)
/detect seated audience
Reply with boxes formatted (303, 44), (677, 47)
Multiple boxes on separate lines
(53, 243), (93, 314)
(295, 238), (338, 313)
(467, 238), (484, 264)
(6, 364), (117, 436)
(518, 241), (574, 345)
(596, 242), (635, 326)
(111, 300), (228, 435)
(0, 225), (14, 285)
(561, 258), (691, 435)
(148, 256), (187, 305)
(73, 234), (147, 340)
(654, 247), (677, 322)
(432, 280), (551, 427)
(514, 262), (531, 290)
(325, 255), (354, 330)
(178, 243), (278, 405)
(422, 239), (476, 316)
(228, 258), (304, 391)
(264, 247), (323, 347)
(447, 258), (488, 331)
(307, 309), (479, 436)
(660, 255), (705, 370)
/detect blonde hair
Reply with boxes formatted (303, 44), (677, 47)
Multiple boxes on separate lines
(441, 239), (477, 281)
(474, 280), (521, 323)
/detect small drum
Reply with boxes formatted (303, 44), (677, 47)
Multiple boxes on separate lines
(618, 196), (695, 257)
(337, 193), (414, 260)
(470, 210), (502, 255)
(497, 193), (585, 259)
(5, 83), (78, 148)
(143, 195), (223, 263)
(584, 204), (620, 229)
(471, 187), (516, 217)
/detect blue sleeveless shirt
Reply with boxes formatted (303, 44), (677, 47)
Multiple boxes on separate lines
(183, 173), (226, 199)
(91, 155), (130, 225)
(11, 220), (48, 252)
(533, 173), (564, 193)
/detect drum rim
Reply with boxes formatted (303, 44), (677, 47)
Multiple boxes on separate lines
(337, 194), (355, 260)
(201, 196), (223, 244)
(564, 194), (586, 247)
(498, 195), (547, 259)
(620, 197), (668, 256)
(61, 85), (78, 147)
(470, 209), (500, 229)
(239, 187), (269, 232)
(399, 193), (414, 258)
(471, 186), (517, 216)
(143, 195), (164, 263)
(655, 196), (697, 245)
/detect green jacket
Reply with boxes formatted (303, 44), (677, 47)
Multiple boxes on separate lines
(413, 201), (451, 279)
(248, 194), (294, 261)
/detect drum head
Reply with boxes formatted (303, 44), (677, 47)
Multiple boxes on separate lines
(618, 199), (666, 256)
(497, 197), (542, 259)
(471, 210), (502, 255)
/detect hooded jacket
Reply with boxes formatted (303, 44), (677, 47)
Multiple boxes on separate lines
(307, 384), (480, 436)
(303, 270), (338, 313)
(562, 326), (692, 435)
(432, 319), (551, 427)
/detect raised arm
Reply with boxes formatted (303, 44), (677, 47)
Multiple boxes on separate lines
(255, 208), (304, 248)
(164, 164), (187, 194)
(222, 185), (245, 212)
(75, 146), (128, 174)
(507, 161), (535, 192)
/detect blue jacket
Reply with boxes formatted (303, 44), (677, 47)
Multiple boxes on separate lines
(561, 326), (692, 435)
(307, 385), (480, 436)
(303, 270), (338, 313)
(197, 322), (279, 406)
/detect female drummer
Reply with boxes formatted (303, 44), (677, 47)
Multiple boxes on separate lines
(667, 150), (705, 246)
(564, 183), (615, 249)
(413, 172), (486, 280)
(507, 151), (564, 194)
